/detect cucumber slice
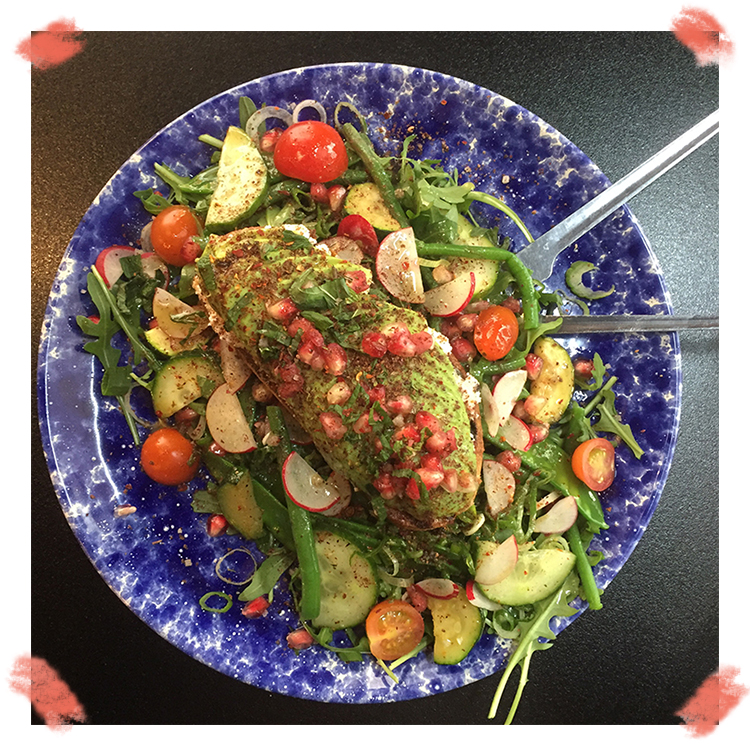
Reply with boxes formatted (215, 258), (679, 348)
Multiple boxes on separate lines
(151, 351), (223, 419)
(217, 471), (263, 540)
(312, 531), (378, 630)
(343, 182), (401, 233)
(478, 547), (576, 606)
(427, 586), (483, 665)
(444, 215), (499, 298)
(144, 325), (209, 357)
(205, 126), (268, 233)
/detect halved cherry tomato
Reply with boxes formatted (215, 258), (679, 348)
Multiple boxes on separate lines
(365, 599), (425, 661)
(473, 305), (519, 361)
(150, 205), (201, 267)
(571, 437), (616, 492)
(140, 427), (200, 486)
(273, 121), (348, 183)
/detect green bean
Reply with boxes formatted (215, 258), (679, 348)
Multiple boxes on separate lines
(416, 241), (540, 330)
(339, 122), (410, 228)
(566, 522), (603, 611)
(266, 406), (321, 621)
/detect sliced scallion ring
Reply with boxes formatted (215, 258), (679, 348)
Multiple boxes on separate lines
(565, 260), (614, 300)
(292, 99), (327, 123)
(199, 591), (233, 613)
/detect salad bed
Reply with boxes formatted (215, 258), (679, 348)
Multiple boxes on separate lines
(38, 63), (680, 716)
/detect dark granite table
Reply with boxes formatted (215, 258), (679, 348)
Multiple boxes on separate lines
(31, 31), (718, 725)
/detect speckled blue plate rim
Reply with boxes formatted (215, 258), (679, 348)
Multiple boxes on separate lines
(36, 62), (681, 705)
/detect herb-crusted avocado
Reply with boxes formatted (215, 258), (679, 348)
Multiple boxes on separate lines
(193, 225), (483, 528)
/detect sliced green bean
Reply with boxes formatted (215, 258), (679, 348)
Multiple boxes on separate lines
(416, 241), (540, 329)
(339, 122), (410, 228)
(566, 522), (602, 611)
(266, 406), (321, 621)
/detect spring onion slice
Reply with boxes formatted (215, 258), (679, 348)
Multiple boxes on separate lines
(199, 591), (233, 613)
(565, 260), (614, 300)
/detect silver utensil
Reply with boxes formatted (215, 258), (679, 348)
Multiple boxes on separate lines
(515, 110), (720, 282)
(544, 314), (719, 334)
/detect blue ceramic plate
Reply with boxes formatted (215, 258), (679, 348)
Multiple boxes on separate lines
(37, 63), (680, 704)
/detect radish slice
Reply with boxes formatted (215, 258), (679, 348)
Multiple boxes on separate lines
(153, 287), (201, 340)
(496, 414), (533, 452)
(206, 383), (258, 454)
(282, 451), (341, 512)
(482, 459), (516, 517)
(94, 246), (138, 286)
(491, 369), (528, 430)
(219, 338), (252, 393)
(415, 578), (460, 600)
(423, 271), (475, 317)
(319, 472), (352, 517)
(474, 536), (519, 585)
(535, 491), (563, 511)
(481, 383), (501, 438)
(466, 579), (504, 611)
(375, 227), (425, 303)
(533, 495), (579, 534)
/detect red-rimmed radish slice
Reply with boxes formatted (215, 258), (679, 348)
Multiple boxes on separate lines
(219, 338), (252, 393)
(205, 383), (257, 454)
(533, 495), (578, 534)
(466, 579), (504, 611)
(282, 451), (341, 512)
(415, 578), (460, 600)
(338, 214), (379, 257)
(535, 490), (563, 511)
(481, 383), (501, 438)
(482, 459), (516, 517)
(496, 414), (533, 452)
(153, 287), (201, 340)
(319, 472), (352, 517)
(423, 271), (475, 317)
(491, 369), (528, 429)
(474, 536), (519, 586)
(94, 246), (138, 286)
(375, 227), (425, 303)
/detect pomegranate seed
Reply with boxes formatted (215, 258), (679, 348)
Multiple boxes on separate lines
(525, 353), (544, 381)
(440, 468), (459, 492)
(497, 450), (522, 473)
(319, 411), (346, 440)
(406, 584), (428, 612)
(310, 183), (330, 204)
(266, 297), (299, 324)
(420, 453), (444, 472)
(242, 596), (270, 618)
(386, 395), (414, 416)
(180, 238), (202, 264)
(366, 385), (387, 405)
(440, 319), (462, 340)
(361, 331), (388, 358)
(499, 296), (522, 313)
(286, 628), (315, 650)
(352, 412), (373, 434)
(574, 358), (595, 380)
(344, 270), (370, 293)
(450, 337), (477, 363)
(529, 423), (550, 444)
(416, 468), (445, 490)
(410, 330), (434, 355)
(386, 326), (417, 357)
(455, 313), (478, 332)
(328, 185), (347, 213)
(512, 399), (531, 421)
(394, 423), (421, 445)
(524, 394), (548, 416)
(296, 340), (323, 367)
(206, 513), (228, 537)
(323, 343), (348, 376)
(288, 318), (324, 346)
(258, 127), (282, 153)
(405, 478), (422, 500)
(326, 381), (351, 405)
(432, 265), (454, 284)
(415, 411), (441, 434)
(457, 470), (478, 491)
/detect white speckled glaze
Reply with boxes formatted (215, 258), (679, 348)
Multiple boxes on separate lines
(37, 63), (680, 703)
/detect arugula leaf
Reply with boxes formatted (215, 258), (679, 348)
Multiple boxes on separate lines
(237, 549), (295, 602)
(591, 387), (645, 459)
(488, 572), (581, 722)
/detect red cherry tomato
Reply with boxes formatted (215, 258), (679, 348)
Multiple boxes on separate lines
(150, 205), (201, 266)
(473, 305), (520, 361)
(140, 427), (200, 486)
(273, 121), (348, 183)
(571, 437), (616, 492)
(337, 214), (379, 257)
(365, 599), (425, 661)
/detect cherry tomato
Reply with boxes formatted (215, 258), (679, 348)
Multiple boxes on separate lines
(140, 427), (200, 486)
(337, 214), (379, 257)
(150, 205), (201, 267)
(571, 437), (616, 492)
(473, 305), (520, 361)
(365, 599), (425, 661)
(273, 121), (348, 183)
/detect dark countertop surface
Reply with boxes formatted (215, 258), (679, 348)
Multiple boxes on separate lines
(31, 32), (719, 726)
